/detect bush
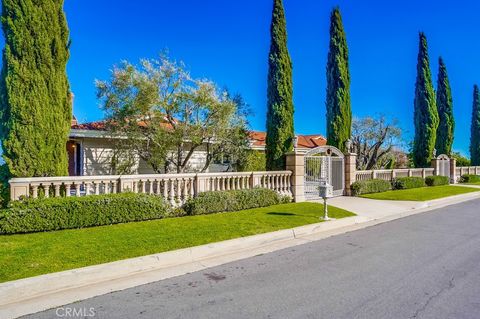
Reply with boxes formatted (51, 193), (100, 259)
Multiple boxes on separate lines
(0, 164), (10, 208)
(351, 179), (392, 196)
(184, 188), (290, 215)
(459, 174), (480, 183)
(425, 175), (449, 187)
(451, 152), (471, 167)
(238, 150), (266, 172)
(0, 193), (171, 234)
(392, 177), (426, 190)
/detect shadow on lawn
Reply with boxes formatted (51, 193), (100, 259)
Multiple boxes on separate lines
(267, 212), (296, 216)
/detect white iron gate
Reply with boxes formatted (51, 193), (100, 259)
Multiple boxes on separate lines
(437, 154), (451, 179)
(304, 146), (345, 199)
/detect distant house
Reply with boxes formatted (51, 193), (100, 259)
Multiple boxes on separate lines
(67, 116), (327, 176)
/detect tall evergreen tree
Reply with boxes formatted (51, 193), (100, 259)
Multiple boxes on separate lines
(326, 7), (351, 153)
(470, 85), (480, 166)
(265, 0), (294, 171)
(413, 33), (438, 167)
(0, 0), (71, 177)
(435, 57), (454, 156)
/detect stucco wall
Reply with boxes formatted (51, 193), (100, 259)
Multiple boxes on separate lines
(78, 138), (208, 176)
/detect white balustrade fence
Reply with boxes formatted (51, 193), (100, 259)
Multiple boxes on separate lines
(9, 171), (293, 205)
(355, 168), (435, 183)
(456, 166), (480, 179)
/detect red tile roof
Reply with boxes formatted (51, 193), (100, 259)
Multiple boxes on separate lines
(71, 121), (326, 149)
(248, 131), (326, 149)
(71, 120), (108, 131)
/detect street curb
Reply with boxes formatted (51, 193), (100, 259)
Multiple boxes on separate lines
(1, 191), (479, 319)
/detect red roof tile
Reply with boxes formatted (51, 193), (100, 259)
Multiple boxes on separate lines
(248, 131), (326, 149)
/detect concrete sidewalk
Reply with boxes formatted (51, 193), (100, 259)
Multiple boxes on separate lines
(1, 191), (480, 319)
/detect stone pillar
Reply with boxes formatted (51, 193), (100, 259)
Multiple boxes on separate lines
(286, 151), (305, 203)
(119, 177), (134, 192)
(344, 153), (357, 196)
(431, 157), (440, 175)
(194, 174), (202, 195)
(9, 182), (30, 201)
(450, 158), (457, 184)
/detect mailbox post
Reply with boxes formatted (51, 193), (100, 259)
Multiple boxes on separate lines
(318, 180), (333, 220)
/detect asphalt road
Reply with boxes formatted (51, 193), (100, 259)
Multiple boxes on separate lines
(25, 198), (480, 319)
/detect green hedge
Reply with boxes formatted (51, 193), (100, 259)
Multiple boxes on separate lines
(460, 174), (480, 183)
(392, 177), (426, 190)
(184, 188), (291, 215)
(0, 193), (172, 234)
(351, 179), (392, 196)
(425, 175), (449, 187)
(238, 150), (266, 172)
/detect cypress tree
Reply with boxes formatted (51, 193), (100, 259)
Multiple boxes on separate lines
(0, 0), (71, 177)
(470, 85), (480, 166)
(435, 57), (454, 156)
(326, 7), (351, 153)
(265, 0), (294, 171)
(413, 33), (438, 167)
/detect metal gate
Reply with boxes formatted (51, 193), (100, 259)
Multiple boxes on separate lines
(304, 146), (345, 199)
(437, 154), (451, 179)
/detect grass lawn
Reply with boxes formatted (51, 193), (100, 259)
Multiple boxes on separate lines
(360, 185), (480, 201)
(0, 202), (354, 283)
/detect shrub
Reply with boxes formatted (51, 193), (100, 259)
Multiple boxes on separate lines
(459, 174), (480, 183)
(0, 193), (171, 234)
(351, 179), (392, 196)
(0, 164), (10, 208)
(238, 150), (266, 172)
(184, 188), (290, 215)
(392, 177), (426, 190)
(425, 175), (449, 186)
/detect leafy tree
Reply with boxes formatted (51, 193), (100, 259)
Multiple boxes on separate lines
(470, 85), (480, 165)
(451, 152), (470, 167)
(435, 57), (454, 155)
(413, 33), (438, 167)
(238, 150), (267, 172)
(265, 0), (294, 171)
(96, 55), (249, 173)
(0, 0), (71, 177)
(326, 7), (351, 153)
(351, 115), (403, 170)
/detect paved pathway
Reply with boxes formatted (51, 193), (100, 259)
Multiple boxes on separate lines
(25, 198), (480, 319)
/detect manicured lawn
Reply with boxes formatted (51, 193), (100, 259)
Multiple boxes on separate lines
(0, 202), (354, 283)
(360, 185), (480, 201)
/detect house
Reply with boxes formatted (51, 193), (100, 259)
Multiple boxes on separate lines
(67, 117), (327, 176)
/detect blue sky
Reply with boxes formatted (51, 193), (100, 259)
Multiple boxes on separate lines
(2, 0), (480, 155)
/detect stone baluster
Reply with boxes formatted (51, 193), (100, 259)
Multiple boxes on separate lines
(30, 184), (38, 199)
(65, 184), (71, 197)
(54, 184), (61, 197)
(162, 180), (168, 200)
(189, 178), (195, 198)
(85, 182), (91, 195)
(182, 179), (188, 202)
(43, 184), (50, 198)
(169, 179), (176, 206)
(225, 177), (230, 191)
(280, 175), (285, 194)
